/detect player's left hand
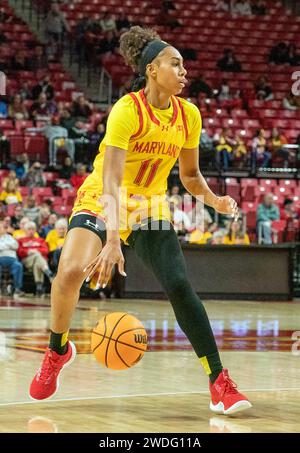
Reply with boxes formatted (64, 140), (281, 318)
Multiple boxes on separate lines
(214, 196), (239, 220)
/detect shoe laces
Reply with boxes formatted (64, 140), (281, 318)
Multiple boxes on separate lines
(220, 370), (238, 396)
(37, 349), (61, 383)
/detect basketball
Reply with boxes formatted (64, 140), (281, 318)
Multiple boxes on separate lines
(91, 312), (147, 370)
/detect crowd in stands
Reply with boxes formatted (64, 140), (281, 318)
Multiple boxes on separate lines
(2, 0), (298, 173)
(167, 181), (300, 246)
(0, 158), (90, 297)
(216, 0), (267, 16)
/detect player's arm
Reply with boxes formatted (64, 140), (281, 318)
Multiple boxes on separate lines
(84, 145), (127, 288)
(179, 147), (238, 217)
(84, 96), (137, 288)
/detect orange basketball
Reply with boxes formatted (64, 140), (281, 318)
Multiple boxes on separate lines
(91, 312), (147, 370)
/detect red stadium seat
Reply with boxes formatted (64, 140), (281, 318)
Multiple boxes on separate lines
(24, 135), (48, 162)
(0, 120), (14, 130)
(9, 135), (26, 156)
(32, 187), (53, 198)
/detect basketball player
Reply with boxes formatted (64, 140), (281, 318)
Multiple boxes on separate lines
(30, 26), (252, 415)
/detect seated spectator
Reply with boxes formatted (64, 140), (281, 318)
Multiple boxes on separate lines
(8, 94), (29, 120)
(282, 93), (299, 111)
(23, 196), (41, 224)
(71, 95), (92, 121)
(116, 12), (131, 31)
(256, 194), (280, 244)
(189, 75), (212, 98)
(223, 220), (250, 244)
(0, 220), (24, 298)
(39, 213), (58, 239)
(32, 75), (54, 101)
(200, 129), (214, 154)
(30, 93), (57, 120)
(217, 79), (232, 102)
(14, 153), (30, 180)
(13, 216), (39, 239)
(188, 202), (213, 229)
(189, 220), (212, 244)
(270, 127), (289, 167)
(88, 123), (106, 161)
(286, 44), (300, 66)
(168, 185), (181, 204)
(59, 156), (75, 180)
(215, 0), (231, 12)
(217, 49), (242, 72)
(28, 45), (48, 72)
(18, 221), (53, 296)
(24, 162), (46, 189)
(19, 81), (32, 101)
(38, 205), (51, 230)
(251, 0), (266, 15)
(0, 181), (22, 205)
(169, 198), (191, 237)
(1, 170), (19, 190)
(11, 205), (24, 230)
(46, 218), (68, 271)
(255, 76), (273, 101)
(97, 31), (118, 55)
(3, 216), (14, 235)
(269, 42), (288, 65)
(70, 164), (88, 191)
(27, 117), (74, 166)
(232, 0), (252, 15)
(100, 12), (117, 32)
(280, 198), (297, 221)
(10, 50), (29, 71)
(214, 127), (236, 170)
(233, 133), (248, 168)
(59, 108), (76, 131)
(211, 230), (226, 244)
(0, 100), (8, 118)
(251, 129), (271, 172)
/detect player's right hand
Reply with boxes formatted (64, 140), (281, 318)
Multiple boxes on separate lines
(83, 241), (126, 289)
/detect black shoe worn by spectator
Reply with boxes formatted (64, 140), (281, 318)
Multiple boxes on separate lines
(43, 269), (54, 283)
(36, 283), (44, 297)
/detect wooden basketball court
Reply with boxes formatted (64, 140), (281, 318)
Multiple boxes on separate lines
(0, 297), (299, 433)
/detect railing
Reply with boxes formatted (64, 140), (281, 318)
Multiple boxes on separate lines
(98, 68), (112, 105)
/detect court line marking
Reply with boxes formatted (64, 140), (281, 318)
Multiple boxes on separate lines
(0, 387), (300, 407)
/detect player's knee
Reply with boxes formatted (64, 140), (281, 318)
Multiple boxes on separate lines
(55, 262), (85, 288)
(166, 275), (192, 301)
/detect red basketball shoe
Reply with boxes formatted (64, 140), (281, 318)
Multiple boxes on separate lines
(209, 369), (252, 415)
(30, 341), (76, 401)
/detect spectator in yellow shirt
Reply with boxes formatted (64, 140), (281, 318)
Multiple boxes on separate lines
(0, 181), (22, 205)
(46, 218), (68, 271)
(13, 217), (40, 239)
(223, 220), (250, 245)
(189, 220), (212, 244)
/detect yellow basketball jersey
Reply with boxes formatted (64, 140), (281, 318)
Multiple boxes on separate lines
(72, 89), (201, 241)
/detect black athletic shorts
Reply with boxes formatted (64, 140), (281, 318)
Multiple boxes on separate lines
(68, 213), (107, 244)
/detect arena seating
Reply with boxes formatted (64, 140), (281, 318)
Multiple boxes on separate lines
(58, 0), (300, 145)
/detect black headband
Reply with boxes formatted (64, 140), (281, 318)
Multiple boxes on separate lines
(138, 40), (170, 76)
